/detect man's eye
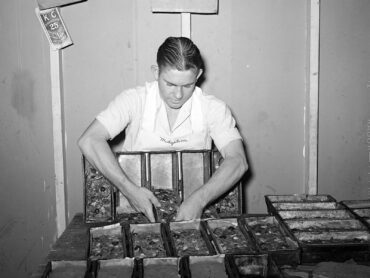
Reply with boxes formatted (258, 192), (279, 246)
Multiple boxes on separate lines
(184, 85), (192, 88)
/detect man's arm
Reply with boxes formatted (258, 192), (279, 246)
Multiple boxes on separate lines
(78, 119), (160, 222)
(176, 139), (248, 220)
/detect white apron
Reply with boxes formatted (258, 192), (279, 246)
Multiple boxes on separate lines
(131, 85), (212, 151)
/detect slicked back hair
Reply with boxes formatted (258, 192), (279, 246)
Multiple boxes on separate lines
(157, 37), (204, 73)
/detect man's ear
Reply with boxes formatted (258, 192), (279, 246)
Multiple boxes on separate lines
(151, 65), (159, 80)
(196, 69), (203, 80)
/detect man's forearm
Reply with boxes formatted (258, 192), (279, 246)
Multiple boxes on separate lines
(197, 153), (248, 207)
(78, 135), (137, 197)
(78, 120), (160, 222)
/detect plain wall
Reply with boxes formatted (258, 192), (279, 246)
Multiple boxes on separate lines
(318, 0), (370, 200)
(193, 0), (307, 212)
(0, 1), (58, 277)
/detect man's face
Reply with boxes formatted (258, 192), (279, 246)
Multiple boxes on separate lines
(156, 66), (202, 110)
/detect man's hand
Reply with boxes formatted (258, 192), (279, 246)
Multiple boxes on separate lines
(126, 186), (161, 222)
(175, 140), (247, 221)
(175, 191), (205, 221)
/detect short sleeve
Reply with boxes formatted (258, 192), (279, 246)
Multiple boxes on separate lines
(206, 96), (242, 151)
(96, 89), (140, 139)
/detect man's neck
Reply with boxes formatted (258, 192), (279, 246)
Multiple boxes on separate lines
(165, 106), (180, 132)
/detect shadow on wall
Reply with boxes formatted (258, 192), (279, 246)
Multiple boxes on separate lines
(11, 70), (35, 120)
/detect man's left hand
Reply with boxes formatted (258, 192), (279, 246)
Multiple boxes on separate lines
(175, 191), (205, 221)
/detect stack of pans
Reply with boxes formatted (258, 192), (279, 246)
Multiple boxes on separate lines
(265, 194), (370, 263)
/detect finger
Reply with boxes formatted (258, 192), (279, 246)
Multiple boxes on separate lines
(142, 188), (161, 207)
(150, 195), (161, 208)
(175, 208), (185, 221)
(174, 214), (182, 221)
(145, 205), (155, 223)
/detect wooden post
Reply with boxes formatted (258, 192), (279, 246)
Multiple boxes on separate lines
(151, 0), (218, 39)
(50, 49), (67, 236)
(305, 0), (320, 195)
(181, 13), (191, 38)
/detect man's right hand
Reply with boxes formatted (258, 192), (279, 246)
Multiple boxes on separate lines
(125, 186), (161, 222)
(78, 120), (161, 222)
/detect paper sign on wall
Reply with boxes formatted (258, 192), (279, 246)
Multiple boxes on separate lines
(35, 7), (73, 50)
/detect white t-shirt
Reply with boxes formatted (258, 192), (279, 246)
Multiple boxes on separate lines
(96, 81), (242, 152)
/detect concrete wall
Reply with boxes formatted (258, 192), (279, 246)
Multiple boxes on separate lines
(193, 0), (307, 212)
(0, 1), (58, 277)
(318, 0), (370, 200)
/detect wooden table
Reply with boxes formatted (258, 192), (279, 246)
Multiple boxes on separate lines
(31, 213), (93, 277)
(31, 213), (370, 278)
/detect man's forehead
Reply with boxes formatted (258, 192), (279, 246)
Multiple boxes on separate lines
(160, 68), (198, 85)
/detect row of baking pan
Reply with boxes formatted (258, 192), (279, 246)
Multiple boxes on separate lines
(41, 254), (281, 278)
(83, 150), (243, 223)
(265, 194), (370, 263)
(42, 216), (291, 277)
(87, 216), (300, 268)
(42, 196), (370, 277)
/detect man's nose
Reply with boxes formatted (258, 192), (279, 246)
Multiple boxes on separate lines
(174, 86), (183, 99)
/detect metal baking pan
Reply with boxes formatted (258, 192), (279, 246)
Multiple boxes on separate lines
(294, 230), (370, 244)
(295, 230), (370, 263)
(277, 209), (354, 220)
(168, 220), (217, 257)
(240, 215), (300, 266)
(341, 199), (370, 209)
(340, 200), (370, 230)
(231, 254), (269, 278)
(92, 258), (135, 278)
(206, 150), (243, 218)
(204, 218), (259, 255)
(285, 218), (368, 232)
(41, 260), (89, 278)
(281, 217), (370, 263)
(146, 152), (181, 223)
(116, 212), (149, 224)
(352, 208), (370, 230)
(83, 157), (116, 223)
(88, 223), (125, 260)
(116, 152), (146, 215)
(153, 188), (181, 223)
(271, 199), (370, 263)
(352, 208), (370, 218)
(148, 152), (178, 191)
(136, 257), (180, 278)
(117, 152), (181, 224)
(180, 254), (237, 278)
(271, 202), (339, 211)
(181, 150), (243, 219)
(124, 223), (173, 258)
(205, 183), (243, 219)
(181, 150), (212, 200)
(265, 194), (337, 216)
(266, 194), (336, 203)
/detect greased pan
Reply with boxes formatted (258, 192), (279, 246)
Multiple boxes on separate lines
(168, 220), (217, 257)
(204, 218), (259, 255)
(88, 223), (125, 260)
(240, 215), (300, 266)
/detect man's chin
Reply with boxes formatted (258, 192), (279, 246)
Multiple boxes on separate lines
(169, 103), (183, 109)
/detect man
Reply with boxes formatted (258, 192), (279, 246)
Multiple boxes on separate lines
(78, 37), (248, 222)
